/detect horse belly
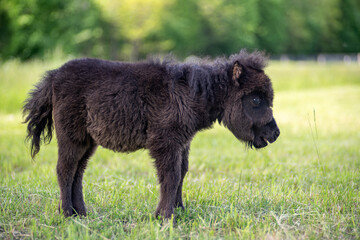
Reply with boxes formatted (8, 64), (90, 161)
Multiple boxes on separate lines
(86, 101), (147, 152)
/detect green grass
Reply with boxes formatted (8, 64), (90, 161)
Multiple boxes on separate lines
(0, 60), (359, 239)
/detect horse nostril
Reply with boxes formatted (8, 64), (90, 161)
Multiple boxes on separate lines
(275, 129), (280, 138)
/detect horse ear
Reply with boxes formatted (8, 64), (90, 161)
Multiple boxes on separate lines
(232, 61), (242, 85)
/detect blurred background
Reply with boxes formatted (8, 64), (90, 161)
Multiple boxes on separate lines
(0, 0), (359, 61)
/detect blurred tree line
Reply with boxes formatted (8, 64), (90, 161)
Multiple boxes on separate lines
(0, 0), (359, 61)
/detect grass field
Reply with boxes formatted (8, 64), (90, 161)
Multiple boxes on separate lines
(0, 59), (359, 239)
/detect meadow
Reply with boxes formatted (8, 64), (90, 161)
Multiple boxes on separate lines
(0, 59), (359, 239)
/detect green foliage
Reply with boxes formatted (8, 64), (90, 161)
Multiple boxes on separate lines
(338, 0), (360, 52)
(0, 0), (360, 60)
(256, 0), (287, 54)
(0, 61), (360, 238)
(0, 0), (114, 60)
(95, 0), (169, 60)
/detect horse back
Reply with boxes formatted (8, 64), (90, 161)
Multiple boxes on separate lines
(52, 58), (170, 152)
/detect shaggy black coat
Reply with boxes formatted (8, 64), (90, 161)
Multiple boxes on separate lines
(23, 50), (280, 220)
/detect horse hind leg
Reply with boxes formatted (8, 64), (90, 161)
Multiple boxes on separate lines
(71, 140), (97, 216)
(174, 144), (190, 209)
(56, 134), (89, 217)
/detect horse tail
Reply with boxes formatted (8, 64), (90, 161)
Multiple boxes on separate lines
(23, 70), (56, 159)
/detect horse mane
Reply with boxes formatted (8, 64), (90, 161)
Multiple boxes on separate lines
(149, 50), (268, 102)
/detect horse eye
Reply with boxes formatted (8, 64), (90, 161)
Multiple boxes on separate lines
(252, 96), (261, 106)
